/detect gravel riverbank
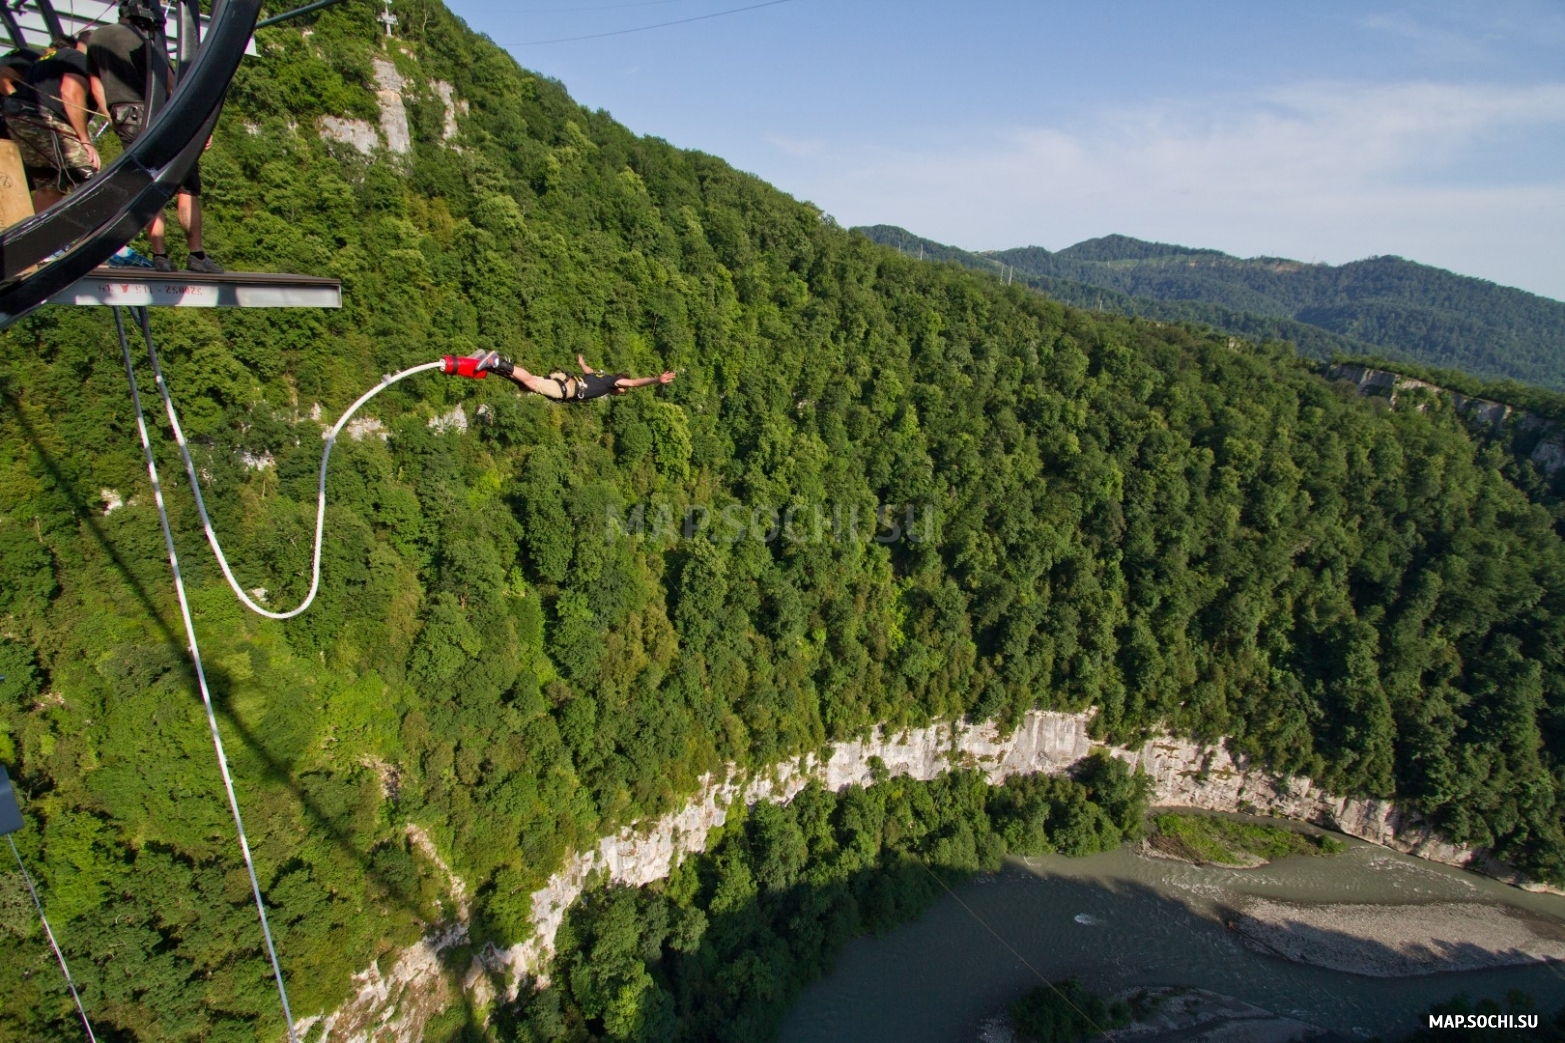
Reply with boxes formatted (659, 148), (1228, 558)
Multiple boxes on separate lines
(1229, 897), (1565, 977)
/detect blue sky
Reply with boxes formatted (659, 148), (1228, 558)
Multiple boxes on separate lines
(444, 0), (1565, 301)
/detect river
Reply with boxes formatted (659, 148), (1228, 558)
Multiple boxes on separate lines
(778, 831), (1565, 1041)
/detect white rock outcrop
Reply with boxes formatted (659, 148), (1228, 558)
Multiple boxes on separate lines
(318, 115), (379, 155)
(343, 416), (388, 442)
(484, 710), (1503, 993)
(1533, 436), (1565, 474)
(297, 922), (468, 1043)
(240, 450), (275, 471)
(316, 60), (413, 156)
(427, 404), (468, 434)
(372, 59), (412, 155)
(432, 81), (467, 142)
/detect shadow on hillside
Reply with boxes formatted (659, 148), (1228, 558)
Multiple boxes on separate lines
(2, 384), (437, 946)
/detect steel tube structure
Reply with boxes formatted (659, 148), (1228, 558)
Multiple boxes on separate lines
(0, 5), (27, 49)
(0, 0), (262, 327)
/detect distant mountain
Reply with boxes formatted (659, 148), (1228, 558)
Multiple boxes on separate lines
(856, 226), (1565, 390)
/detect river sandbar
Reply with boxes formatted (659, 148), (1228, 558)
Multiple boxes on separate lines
(1230, 897), (1565, 977)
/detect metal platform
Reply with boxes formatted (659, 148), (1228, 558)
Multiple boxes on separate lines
(49, 268), (341, 309)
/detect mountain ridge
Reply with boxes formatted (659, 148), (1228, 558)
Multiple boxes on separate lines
(858, 225), (1565, 390)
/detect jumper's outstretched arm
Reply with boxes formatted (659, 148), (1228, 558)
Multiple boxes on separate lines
(613, 372), (677, 391)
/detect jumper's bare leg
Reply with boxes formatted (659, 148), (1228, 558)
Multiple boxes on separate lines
(510, 366), (569, 401)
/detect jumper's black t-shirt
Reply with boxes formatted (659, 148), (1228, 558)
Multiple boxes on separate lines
(21, 47), (89, 122)
(87, 23), (157, 110)
(576, 372), (627, 401)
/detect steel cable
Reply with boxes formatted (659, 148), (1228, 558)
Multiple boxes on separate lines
(115, 306), (299, 1043)
(7, 835), (97, 1043)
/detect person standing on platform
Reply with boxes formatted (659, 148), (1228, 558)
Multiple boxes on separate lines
(89, 0), (223, 274)
(5, 33), (98, 211)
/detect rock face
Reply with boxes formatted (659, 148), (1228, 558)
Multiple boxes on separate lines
(318, 115), (379, 155)
(371, 59), (412, 155)
(1325, 363), (1563, 473)
(432, 81), (467, 142)
(314, 710), (1548, 1037)
(427, 403), (468, 434)
(317, 58), (466, 158)
(1534, 436), (1565, 474)
(482, 711), (1514, 993)
(296, 923), (467, 1043)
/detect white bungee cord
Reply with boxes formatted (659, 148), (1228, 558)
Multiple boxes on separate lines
(136, 307), (445, 619)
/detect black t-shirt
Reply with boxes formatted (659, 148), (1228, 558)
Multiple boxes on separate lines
(21, 47), (89, 122)
(576, 372), (627, 401)
(87, 23), (155, 109)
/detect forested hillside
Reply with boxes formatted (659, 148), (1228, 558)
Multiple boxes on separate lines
(859, 225), (1565, 389)
(1, 2), (1564, 1039)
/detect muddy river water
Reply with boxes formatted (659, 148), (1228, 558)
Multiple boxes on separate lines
(778, 834), (1565, 1041)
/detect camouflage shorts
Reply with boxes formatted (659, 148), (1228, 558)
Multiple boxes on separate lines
(8, 112), (93, 191)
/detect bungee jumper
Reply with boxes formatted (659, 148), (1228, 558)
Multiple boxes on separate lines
(444, 349), (677, 400)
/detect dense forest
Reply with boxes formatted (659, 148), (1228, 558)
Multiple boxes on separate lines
(1, 0), (1564, 1039)
(858, 225), (1565, 390)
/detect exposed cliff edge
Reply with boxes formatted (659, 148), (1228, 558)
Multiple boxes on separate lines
(311, 710), (1554, 1040)
(1326, 363), (1565, 473)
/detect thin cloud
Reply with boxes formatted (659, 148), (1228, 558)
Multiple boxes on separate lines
(798, 81), (1565, 299)
(1360, 13), (1497, 63)
(765, 132), (825, 157)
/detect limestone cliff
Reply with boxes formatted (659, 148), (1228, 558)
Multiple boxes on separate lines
(308, 708), (1553, 1039)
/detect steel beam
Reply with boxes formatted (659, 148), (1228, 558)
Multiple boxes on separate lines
(0, 5), (28, 50)
(32, 0), (63, 42)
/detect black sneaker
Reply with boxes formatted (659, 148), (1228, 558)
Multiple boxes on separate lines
(186, 254), (225, 275)
(152, 253), (175, 273)
(476, 351), (514, 377)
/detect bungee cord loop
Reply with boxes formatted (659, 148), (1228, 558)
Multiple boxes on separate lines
(136, 302), (447, 619)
